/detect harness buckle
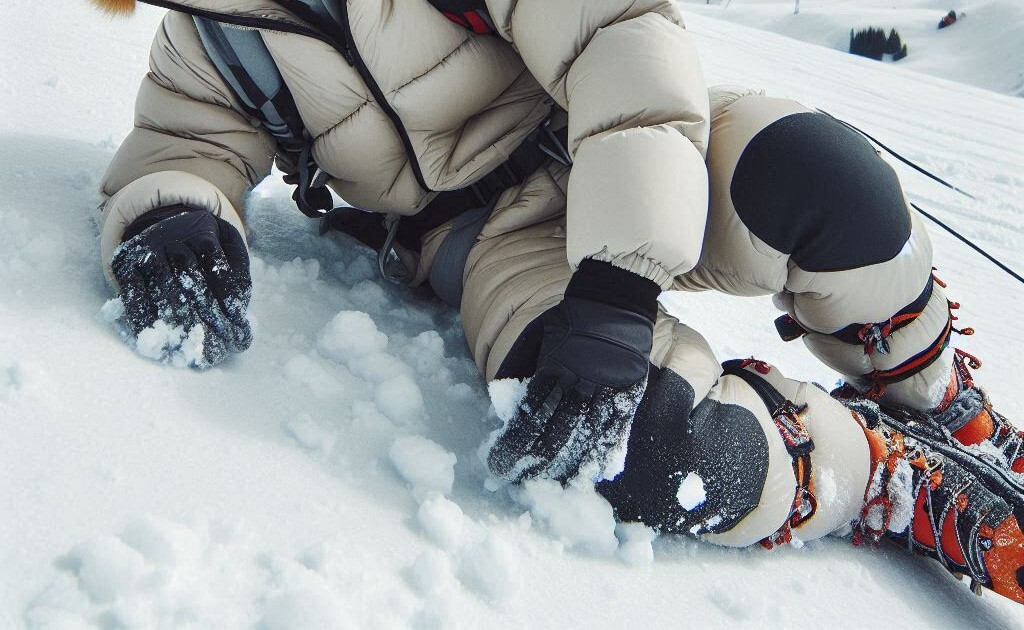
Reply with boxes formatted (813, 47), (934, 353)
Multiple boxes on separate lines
(377, 216), (413, 285)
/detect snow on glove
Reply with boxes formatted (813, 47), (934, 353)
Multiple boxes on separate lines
(593, 362), (757, 534)
(112, 205), (252, 368)
(487, 260), (659, 484)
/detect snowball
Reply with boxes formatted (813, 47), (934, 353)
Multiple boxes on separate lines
(375, 375), (424, 425)
(316, 311), (388, 362)
(520, 478), (618, 555)
(389, 436), (457, 500)
(676, 472), (706, 511)
(417, 494), (468, 551)
(616, 522), (657, 566)
(488, 378), (529, 423)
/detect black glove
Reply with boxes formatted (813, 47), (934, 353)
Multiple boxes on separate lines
(487, 260), (659, 483)
(112, 205), (253, 368)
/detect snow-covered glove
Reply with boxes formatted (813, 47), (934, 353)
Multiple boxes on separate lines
(112, 206), (253, 368)
(487, 260), (658, 483)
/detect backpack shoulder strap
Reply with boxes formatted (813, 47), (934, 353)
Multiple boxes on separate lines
(193, 17), (332, 216)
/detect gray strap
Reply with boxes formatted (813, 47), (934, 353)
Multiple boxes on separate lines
(428, 201), (496, 306)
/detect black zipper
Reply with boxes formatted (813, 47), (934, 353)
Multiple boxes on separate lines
(137, 0), (432, 191)
(331, 1), (431, 191)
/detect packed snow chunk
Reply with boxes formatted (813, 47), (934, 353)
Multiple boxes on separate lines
(487, 378), (529, 424)
(417, 493), (469, 551)
(316, 310), (388, 362)
(616, 522), (657, 566)
(389, 435), (457, 500)
(375, 375), (425, 425)
(260, 586), (349, 630)
(601, 430), (630, 481)
(676, 472), (707, 511)
(520, 478), (619, 555)
(458, 532), (521, 603)
(58, 536), (148, 604)
(134, 320), (206, 368)
(405, 548), (457, 596)
(100, 297), (124, 323)
(120, 516), (201, 568)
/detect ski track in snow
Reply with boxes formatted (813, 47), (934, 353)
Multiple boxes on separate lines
(2, 1), (1024, 627)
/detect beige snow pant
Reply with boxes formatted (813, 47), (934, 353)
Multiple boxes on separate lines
(442, 88), (959, 544)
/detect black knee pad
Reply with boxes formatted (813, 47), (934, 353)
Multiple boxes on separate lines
(597, 366), (769, 535)
(730, 112), (912, 272)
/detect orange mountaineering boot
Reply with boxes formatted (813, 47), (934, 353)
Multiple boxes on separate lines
(847, 400), (1024, 605)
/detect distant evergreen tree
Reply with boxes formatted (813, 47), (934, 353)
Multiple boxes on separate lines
(849, 27), (908, 61)
(885, 29), (902, 56)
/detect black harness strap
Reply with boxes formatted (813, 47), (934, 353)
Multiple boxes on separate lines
(774, 278), (935, 352)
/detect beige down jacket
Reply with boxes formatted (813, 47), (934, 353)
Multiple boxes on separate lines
(99, 0), (710, 294)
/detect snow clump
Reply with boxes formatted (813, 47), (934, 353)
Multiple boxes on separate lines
(616, 522), (657, 566)
(519, 478), (619, 555)
(389, 435), (457, 500)
(375, 375), (425, 425)
(316, 310), (389, 361)
(417, 493), (470, 550)
(676, 471), (707, 511)
(487, 378), (529, 423)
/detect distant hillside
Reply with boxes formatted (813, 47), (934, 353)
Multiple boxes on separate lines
(679, 0), (1024, 97)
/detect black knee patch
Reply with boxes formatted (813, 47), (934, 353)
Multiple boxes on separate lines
(730, 112), (911, 272)
(598, 367), (769, 535)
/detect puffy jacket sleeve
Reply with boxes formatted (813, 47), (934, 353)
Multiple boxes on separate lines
(485, 0), (710, 288)
(98, 11), (276, 283)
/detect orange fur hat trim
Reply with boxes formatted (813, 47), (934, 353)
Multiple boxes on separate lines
(90, 0), (137, 14)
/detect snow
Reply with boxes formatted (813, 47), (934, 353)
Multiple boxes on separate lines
(677, 472), (708, 511)
(316, 310), (389, 361)
(486, 378), (529, 424)
(389, 436), (457, 500)
(2, 0), (1024, 627)
(680, 0), (1024, 97)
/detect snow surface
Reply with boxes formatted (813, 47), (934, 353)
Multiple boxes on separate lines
(680, 0), (1024, 97)
(3, 0), (1024, 627)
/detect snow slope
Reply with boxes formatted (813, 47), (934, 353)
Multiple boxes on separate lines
(680, 0), (1024, 97)
(3, 0), (1024, 627)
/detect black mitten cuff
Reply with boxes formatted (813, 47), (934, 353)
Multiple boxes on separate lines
(121, 204), (202, 243)
(565, 259), (661, 323)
